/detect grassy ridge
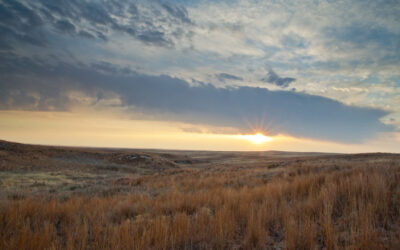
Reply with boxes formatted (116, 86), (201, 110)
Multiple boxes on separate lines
(1, 159), (400, 249)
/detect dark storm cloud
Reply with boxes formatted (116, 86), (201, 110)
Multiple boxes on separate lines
(216, 73), (244, 82)
(0, 0), (193, 50)
(77, 30), (96, 40)
(136, 30), (171, 47)
(261, 69), (296, 88)
(0, 54), (391, 143)
(159, 1), (192, 24)
(0, 0), (46, 47)
(54, 20), (76, 34)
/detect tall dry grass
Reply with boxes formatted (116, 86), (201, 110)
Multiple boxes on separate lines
(1, 161), (400, 249)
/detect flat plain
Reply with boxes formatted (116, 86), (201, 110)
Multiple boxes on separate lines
(0, 140), (400, 249)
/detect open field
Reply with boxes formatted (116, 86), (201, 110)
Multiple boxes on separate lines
(0, 140), (400, 249)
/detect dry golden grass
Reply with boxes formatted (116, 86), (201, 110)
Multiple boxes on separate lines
(1, 158), (400, 249)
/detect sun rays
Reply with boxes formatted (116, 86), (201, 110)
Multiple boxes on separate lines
(237, 133), (273, 144)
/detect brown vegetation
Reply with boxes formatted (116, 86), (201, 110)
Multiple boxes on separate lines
(0, 140), (399, 249)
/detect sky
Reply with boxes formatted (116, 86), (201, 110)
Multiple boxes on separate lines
(0, 0), (399, 152)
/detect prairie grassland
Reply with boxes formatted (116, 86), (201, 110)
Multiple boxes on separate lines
(0, 141), (400, 249)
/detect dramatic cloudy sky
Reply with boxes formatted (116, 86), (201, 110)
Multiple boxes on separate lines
(0, 0), (399, 152)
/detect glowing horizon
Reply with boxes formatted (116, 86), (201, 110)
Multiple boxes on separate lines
(1, 110), (399, 153)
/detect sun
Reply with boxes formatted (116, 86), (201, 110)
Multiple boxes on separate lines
(239, 133), (272, 144)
